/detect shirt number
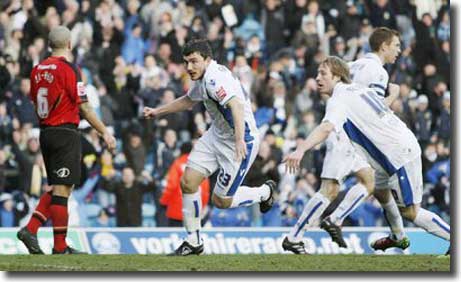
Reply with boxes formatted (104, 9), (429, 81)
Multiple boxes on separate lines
(37, 87), (49, 118)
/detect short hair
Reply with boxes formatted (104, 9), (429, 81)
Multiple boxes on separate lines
(182, 38), (213, 59)
(48, 26), (71, 50)
(320, 56), (351, 84)
(369, 27), (399, 52)
(180, 142), (193, 155)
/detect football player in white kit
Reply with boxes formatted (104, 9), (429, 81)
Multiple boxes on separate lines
(322, 27), (409, 251)
(143, 39), (275, 256)
(283, 56), (450, 255)
(282, 27), (405, 253)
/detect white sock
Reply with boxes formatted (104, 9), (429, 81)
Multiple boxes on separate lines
(288, 193), (330, 242)
(183, 191), (202, 246)
(381, 199), (406, 240)
(229, 184), (270, 208)
(413, 208), (450, 241)
(329, 183), (368, 225)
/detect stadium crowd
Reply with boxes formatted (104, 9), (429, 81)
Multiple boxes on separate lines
(0, 0), (450, 229)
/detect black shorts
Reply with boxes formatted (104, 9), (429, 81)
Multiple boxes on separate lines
(40, 124), (81, 186)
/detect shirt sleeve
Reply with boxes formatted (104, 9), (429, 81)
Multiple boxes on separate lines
(186, 82), (203, 102)
(67, 64), (88, 104)
(367, 65), (388, 98)
(322, 95), (348, 132)
(204, 68), (238, 107)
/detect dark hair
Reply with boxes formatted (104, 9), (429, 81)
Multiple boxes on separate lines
(180, 142), (193, 155)
(369, 27), (399, 52)
(182, 38), (213, 59)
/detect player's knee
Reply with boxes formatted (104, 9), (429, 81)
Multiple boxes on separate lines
(319, 179), (340, 200)
(180, 176), (198, 194)
(399, 205), (419, 221)
(373, 189), (390, 204)
(356, 168), (375, 194)
(52, 185), (73, 197)
(212, 194), (231, 208)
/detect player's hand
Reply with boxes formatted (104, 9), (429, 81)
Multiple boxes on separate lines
(282, 149), (305, 174)
(235, 139), (247, 163)
(388, 83), (400, 97)
(143, 107), (158, 119)
(103, 132), (116, 153)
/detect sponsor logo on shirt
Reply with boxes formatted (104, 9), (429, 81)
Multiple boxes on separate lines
(37, 64), (57, 70)
(77, 82), (86, 97)
(216, 86), (227, 101)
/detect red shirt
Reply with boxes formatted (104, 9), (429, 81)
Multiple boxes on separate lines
(29, 56), (88, 126)
(160, 154), (210, 221)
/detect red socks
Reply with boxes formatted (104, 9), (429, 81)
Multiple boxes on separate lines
(49, 195), (69, 252)
(26, 192), (52, 234)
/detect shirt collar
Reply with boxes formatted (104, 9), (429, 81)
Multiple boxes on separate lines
(364, 53), (384, 65)
(202, 60), (217, 81)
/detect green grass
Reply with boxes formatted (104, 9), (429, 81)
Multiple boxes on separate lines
(0, 254), (450, 271)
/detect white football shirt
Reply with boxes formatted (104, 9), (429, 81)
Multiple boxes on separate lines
(322, 82), (421, 173)
(187, 60), (258, 142)
(349, 53), (388, 98)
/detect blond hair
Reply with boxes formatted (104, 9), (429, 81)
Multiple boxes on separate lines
(320, 56), (351, 83)
(48, 26), (71, 50)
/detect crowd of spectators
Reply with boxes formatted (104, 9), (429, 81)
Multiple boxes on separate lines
(0, 0), (450, 229)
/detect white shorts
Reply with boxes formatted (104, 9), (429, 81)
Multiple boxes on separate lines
(186, 130), (259, 197)
(355, 144), (423, 208)
(321, 132), (370, 182)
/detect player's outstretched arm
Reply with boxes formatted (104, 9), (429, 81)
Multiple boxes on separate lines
(79, 101), (116, 152)
(283, 121), (335, 174)
(143, 95), (197, 119)
(227, 97), (247, 162)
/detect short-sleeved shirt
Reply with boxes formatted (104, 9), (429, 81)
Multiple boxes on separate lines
(349, 53), (388, 98)
(30, 56), (88, 126)
(322, 82), (421, 174)
(187, 60), (258, 142)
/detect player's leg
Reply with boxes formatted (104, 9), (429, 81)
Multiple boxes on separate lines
(212, 140), (273, 211)
(49, 184), (74, 253)
(373, 189), (408, 243)
(46, 127), (85, 254)
(320, 166), (374, 248)
(283, 179), (340, 254)
(180, 167), (207, 244)
(400, 203), (450, 240)
(327, 166), (374, 226)
(396, 158), (450, 241)
(169, 132), (217, 256)
(17, 190), (53, 254)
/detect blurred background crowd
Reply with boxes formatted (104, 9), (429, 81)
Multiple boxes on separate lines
(0, 0), (450, 230)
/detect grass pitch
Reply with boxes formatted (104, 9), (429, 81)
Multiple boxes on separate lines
(0, 254), (450, 271)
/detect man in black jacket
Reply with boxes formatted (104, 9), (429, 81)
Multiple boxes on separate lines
(101, 166), (155, 227)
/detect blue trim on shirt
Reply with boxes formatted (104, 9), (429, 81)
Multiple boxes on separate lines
(205, 90), (254, 142)
(343, 119), (397, 175)
(369, 83), (386, 97)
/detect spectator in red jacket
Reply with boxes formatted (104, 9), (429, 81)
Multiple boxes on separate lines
(160, 142), (210, 227)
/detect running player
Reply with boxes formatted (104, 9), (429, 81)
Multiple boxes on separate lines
(143, 39), (275, 256)
(284, 56), (450, 255)
(282, 27), (405, 253)
(325, 27), (408, 251)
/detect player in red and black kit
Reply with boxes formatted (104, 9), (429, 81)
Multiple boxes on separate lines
(17, 26), (116, 254)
